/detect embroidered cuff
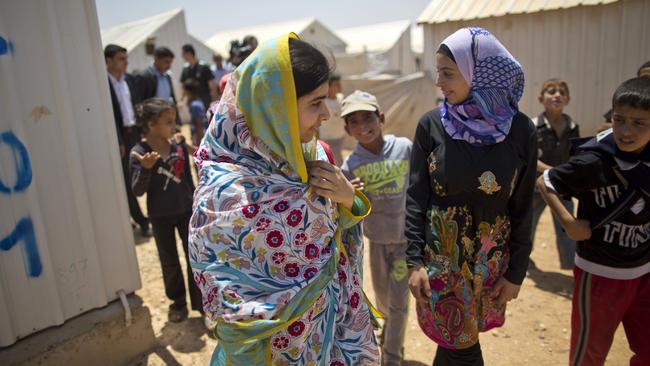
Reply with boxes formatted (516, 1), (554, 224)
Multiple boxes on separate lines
(338, 190), (371, 229)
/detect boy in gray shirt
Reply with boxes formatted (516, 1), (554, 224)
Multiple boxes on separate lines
(340, 90), (412, 366)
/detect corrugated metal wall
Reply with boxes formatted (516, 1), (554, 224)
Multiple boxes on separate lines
(0, 0), (141, 346)
(422, 0), (650, 135)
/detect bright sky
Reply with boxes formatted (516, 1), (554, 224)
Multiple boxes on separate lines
(96, 0), (431, 40)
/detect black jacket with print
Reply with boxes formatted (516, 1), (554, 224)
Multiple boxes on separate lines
(129, 141), (194, 219)
(405, 108), (537, 285)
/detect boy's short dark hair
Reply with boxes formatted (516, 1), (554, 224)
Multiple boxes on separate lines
(181, 44), (195, 56)
(540, 78), (570, 97)
(154, 46), (174, 59)
(612, 76), (650, 111)
(104, 44), (126, 59)
(637, 61), (650, 76)
(329, 73), (341, 83)
(183, 79), (200, 94)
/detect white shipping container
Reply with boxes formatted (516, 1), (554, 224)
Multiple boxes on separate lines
(0, 0), (141, 347)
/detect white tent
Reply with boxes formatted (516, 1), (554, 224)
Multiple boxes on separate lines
(101, 8), (214, 97)
(336, 20), (420, 76)
(206, 17), (347, 59)
(418, 0), (650, 135)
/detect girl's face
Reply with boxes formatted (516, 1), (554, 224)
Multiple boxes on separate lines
(435, 52), (470, 105)
(148, 109), (177, 140)
(297, 82), (330, 143)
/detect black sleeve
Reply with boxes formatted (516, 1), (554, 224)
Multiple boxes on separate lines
(125, 73), (138, 107)
(503, 123), (537, 285)
(405, 114), (434, 268)
(130, 146), (152, 197)
(132, 72), (153, 105)
(182, 143), (195, 190)
(204, 64), (215, 81)
(180, 67), (188, 83)
(546, 152), (605, 197)
(108, 82), (125, 146)
(114, 117), (124, 146)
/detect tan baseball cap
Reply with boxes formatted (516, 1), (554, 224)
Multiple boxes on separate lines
(340, 90), (380, 118)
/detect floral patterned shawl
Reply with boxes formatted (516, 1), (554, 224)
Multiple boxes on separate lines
(189, 33), (379, 366)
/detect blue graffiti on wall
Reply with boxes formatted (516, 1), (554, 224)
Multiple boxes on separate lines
(0, 218), (42, 277)
(0, 35), (15, 56)
(0, 130), (42, 277)
(0, 131), (32, 193)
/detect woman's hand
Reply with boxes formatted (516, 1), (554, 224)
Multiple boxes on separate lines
(307, 161), (356, 210)
(492, 277), (521, 306)
(564, 219), (592, 241)
(408, 266), (431, 305)
(132, 151), (160, 169)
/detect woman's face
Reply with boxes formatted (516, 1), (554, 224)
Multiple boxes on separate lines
(297, 82), (330, 142)
(435, 52), (471, 105)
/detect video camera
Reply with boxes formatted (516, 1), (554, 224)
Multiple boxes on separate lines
(228, 40), (254, 66)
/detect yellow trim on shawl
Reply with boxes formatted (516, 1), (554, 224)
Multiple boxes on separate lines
(278, 33), (306, 182)
(234, 32), (308, 183)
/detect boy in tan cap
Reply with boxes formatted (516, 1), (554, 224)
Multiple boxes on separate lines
(340, 90), (412, 366)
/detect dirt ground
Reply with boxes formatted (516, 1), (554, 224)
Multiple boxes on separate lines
(129, 204), (634, 366)
(129, 133), (632, 365)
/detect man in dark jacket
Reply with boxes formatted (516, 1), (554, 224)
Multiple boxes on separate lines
(105, 44), (151, 237)
(133, 46), (180, 124)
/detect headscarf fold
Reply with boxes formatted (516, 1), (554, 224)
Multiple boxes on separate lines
(439, 27), (525, 146)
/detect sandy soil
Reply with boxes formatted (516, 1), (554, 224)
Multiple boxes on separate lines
(128, 204), (633, 366)
(129, 134), (632, 365)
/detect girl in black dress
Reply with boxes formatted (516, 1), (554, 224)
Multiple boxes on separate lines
(405, 28), (537, 365)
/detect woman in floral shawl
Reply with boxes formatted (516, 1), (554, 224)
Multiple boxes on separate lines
(189, 33), (379, 365)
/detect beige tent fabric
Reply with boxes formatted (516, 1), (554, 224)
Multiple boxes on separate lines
(339, 72), (438, 150)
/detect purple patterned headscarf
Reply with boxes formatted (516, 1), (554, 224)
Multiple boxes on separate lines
(439, 27), (524, 146)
